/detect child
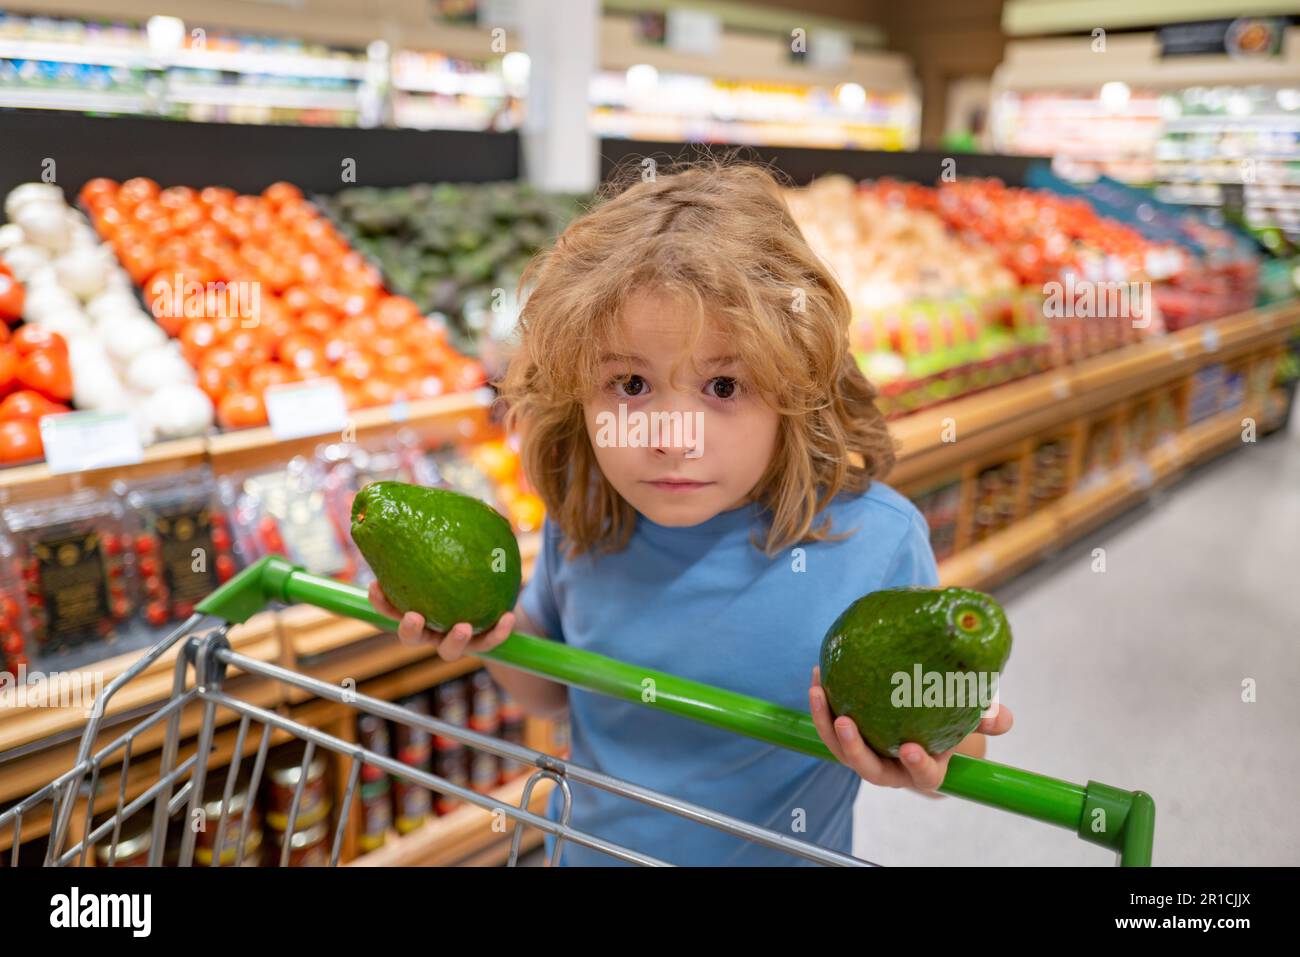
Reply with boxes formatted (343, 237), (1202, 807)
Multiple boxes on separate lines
(369, 160), (1013, 865)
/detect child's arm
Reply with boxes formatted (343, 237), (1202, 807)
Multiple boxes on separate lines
(368, 582), (569, 720)
(480, 604), (569, 720)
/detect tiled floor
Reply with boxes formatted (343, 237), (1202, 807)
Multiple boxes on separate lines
(852, 406), (1300, 866)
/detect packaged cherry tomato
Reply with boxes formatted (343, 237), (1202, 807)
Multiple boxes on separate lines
(221, 456), (356, 581)
(0, 533), (34, 676)
(114, 467), (239, 629)
(317, 431), (435, 585)
(1, 489), (139, 670)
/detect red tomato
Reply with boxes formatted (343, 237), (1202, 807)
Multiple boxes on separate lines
(216, 553), (237, 582)
(119, 177), (160, 206)
(246, 362), (293, 394)
(199, 186), (236, 208)
(79, 178), (119, 205)
(0, 346), (16, 395)
(11, 326), (67, 357)
(17, 349), (73, 402)
(158, 185), (197, 209)
(217, 391), (268, 429)
(277, 334), (326, 373)
(0, 418), (43, 463)
(0, 272), (24, 324)
(0, 390), (69, 420)
(179, 320), (218, 364)
(262, 181), (303, 207)
(375, 296), (420, 331)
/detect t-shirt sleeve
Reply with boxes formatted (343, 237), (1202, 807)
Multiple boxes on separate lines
(882, 511), (940, 589)
(517, 514), (565, 642)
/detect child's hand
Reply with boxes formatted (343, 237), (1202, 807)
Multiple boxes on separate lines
(368, 581), (515, 662)
(808, 666), (1014, 792)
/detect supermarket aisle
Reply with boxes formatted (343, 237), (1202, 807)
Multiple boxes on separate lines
(853, 413), (1300, 866)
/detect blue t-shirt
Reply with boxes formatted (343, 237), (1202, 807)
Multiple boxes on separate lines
(516, 480), (939, 866)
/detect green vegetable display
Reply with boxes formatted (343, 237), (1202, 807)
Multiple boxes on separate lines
(323, 181), (587, 351)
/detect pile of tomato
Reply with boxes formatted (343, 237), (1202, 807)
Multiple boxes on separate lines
(927, 179), (1164, 288)
(78, 177), (487, 430)
(0, 289), (74, 463)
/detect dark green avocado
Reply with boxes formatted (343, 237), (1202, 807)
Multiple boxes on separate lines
(819, 587), (1012, 756)
(351, 481), (521, 634)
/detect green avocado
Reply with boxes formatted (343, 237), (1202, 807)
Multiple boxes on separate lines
(819, 587), (1012, 756)
(350, 481), (521, 635)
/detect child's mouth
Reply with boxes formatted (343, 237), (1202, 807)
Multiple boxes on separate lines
(644, 478), (714, 493)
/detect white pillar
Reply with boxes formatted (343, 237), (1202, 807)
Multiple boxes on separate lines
(517, 0), (599, 193)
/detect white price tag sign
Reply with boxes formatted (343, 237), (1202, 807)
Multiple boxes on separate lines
(1201, 325), (1221, 353)
(667, 9), (720, 56)
(265, 377), (349, 441)
(39, 411), (144, 475)
(811, 30), (851, 71)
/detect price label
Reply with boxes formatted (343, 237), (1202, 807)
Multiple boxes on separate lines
(811, 30), (851, 70)
(1050, 377), (1071, 400)
(1132, 461), (1155, 491)
(1169, 341), (1187, 361)
(265, 377), (349, 441)
(39, 411), (144, 475)
(666, 8), (720, 55)
(1201, 325), (1221, 353)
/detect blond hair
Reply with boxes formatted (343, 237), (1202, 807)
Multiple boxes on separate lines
(496, 157), (895, 558)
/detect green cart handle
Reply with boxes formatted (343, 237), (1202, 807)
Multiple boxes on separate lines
(200, 557), (1155, 866)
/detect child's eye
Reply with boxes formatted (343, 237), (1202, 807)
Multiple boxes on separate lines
(608, 374), (649, 398)
(705, 376), (740, 400)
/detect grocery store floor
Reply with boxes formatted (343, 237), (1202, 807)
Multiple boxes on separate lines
(855, 407), (1300, 866)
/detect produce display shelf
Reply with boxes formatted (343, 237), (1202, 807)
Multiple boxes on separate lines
(0, 390), (493, 504)
(0, 612), (279, 765)
(938, 398), (1272, 592)
(0, 436), (208, 505)
(346, 772), (554, 868)
(891, 301), (1299, 487)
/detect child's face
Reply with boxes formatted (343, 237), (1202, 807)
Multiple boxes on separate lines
(583, 289), (779, 527)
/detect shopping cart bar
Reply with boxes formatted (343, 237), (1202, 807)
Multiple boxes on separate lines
(195, 557), (1157, 866)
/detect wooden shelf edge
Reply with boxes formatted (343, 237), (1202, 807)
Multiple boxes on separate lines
(0, 630), (283, 764)
(937, 399), (1266, 589)
(205, 388), (493, 458)
(894, 301), (1299, 471)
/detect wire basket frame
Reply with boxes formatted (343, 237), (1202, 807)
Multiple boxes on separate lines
(3, 557), (1156, 867)
(2, 614), (870, 868)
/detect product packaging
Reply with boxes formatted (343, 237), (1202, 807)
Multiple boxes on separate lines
(1, 489), (140, 671)
(114, 466), (238, 627)
(221, 456), (357, 581)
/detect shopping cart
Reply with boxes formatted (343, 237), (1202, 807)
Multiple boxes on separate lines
(1, 556), (1155, 867)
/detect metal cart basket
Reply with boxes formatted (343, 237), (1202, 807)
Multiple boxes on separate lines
(2, 557), (1156, 867)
